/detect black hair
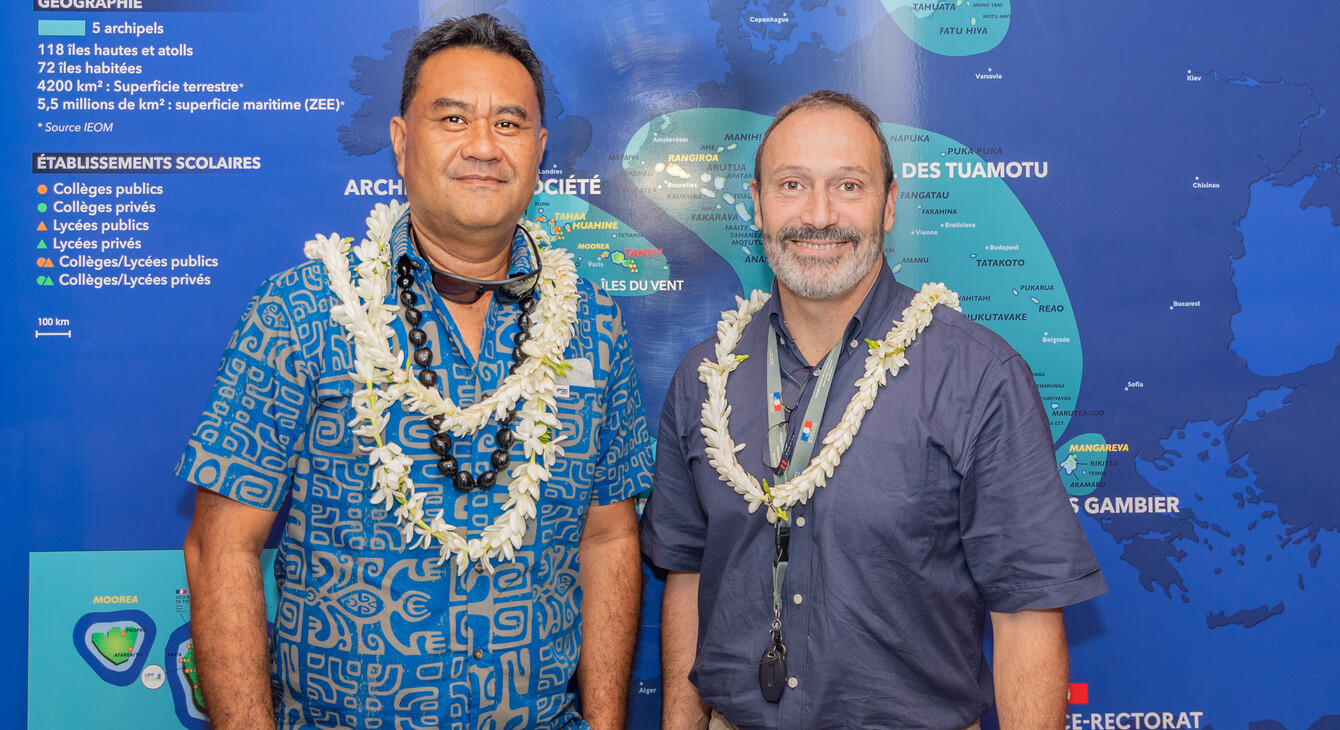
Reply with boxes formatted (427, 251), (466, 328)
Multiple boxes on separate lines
(400, 13), (546, 122)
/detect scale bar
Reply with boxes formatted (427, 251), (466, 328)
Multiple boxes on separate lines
(35, 330), (72, 338)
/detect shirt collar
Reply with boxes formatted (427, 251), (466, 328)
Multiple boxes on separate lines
(390, 207), (539, 280)
(765, 258), (900, 357)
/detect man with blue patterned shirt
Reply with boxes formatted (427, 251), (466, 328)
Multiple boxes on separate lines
(180, 15), (652, 730)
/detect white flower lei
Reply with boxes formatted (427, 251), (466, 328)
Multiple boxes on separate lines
(698, 282), (960, 522)
(304, 201), (580, 575)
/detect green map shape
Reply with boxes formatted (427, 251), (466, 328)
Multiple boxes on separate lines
(526, 192), (670, 297)
(1055, 433), (1110, 497)
(882, 0), (1010, 56)
(623, 108), (1081, 440)
(182, 644), (207, 712)
(90, 625), (141, 666)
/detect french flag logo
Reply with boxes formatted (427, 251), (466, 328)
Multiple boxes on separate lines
(772, 393), (783, 412)
(800, 421), (814, 442)
(175, 589), (189, 595)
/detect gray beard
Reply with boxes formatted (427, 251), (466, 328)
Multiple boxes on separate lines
(762, 224), (884, 300)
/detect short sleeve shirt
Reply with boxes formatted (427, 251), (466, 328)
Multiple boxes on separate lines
(177, 209), (654, 730)
(641, 263), (1106, 729)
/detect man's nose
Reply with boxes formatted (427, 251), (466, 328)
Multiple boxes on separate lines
(461, 122), (503, 162)
(799, 186), (837, 229)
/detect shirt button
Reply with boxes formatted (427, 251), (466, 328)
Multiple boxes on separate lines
(849, 339), (858, 348)
(787, 677), (798, 688)
(473, 649), (483, 660)
(792, 593), (803, 605)
(474, 562), (485, 574)
(795, 516), (806, 527)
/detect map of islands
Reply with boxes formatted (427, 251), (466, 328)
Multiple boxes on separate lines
(881, 0), (1010, 56)
(525, 192), (673, 297)
(73, 610), (156, 686)
(67, 607), (210, 729)
(166, 622), (210, 729)
(181, 644), (205, 713)
(30, 550), (279, 729)
(623, 107), (1083, 440)
(1126, 387), (1328, 629)
(1056, 433), (1111, 499)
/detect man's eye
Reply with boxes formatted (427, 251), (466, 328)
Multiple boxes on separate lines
(783, 181), (800, 190)
(444, 115), (464, 124)
(842, 182), (858, 192)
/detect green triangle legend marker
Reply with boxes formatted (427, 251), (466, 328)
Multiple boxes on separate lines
(37, 276), (54, 286)
(37, 240), (47, 249)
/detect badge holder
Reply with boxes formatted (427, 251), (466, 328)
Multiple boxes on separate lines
(759, 520), (790, 703)
(759, 623), (787, 703)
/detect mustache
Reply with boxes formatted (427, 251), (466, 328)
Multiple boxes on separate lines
(774, 225), (863, 244)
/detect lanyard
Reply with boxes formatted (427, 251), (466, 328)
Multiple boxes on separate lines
(759, 324), (843, 702)
(766, 326), (842, 481)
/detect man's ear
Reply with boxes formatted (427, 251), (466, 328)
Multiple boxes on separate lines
(534, 126), (548, 187)
(883, 178), (898, 232)
(389, 116), (408, 178)
(750, 178), (762, 229)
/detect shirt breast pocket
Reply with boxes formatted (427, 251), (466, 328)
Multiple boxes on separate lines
(824, 442), (952, 566)
(530, 383), (601, 556)
(306, 373), (375, 545)
(311, 373), (357, 456)
(551, 379), (603, 459)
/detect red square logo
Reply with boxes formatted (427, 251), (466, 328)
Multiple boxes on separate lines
(1068, 683), (1089, 705)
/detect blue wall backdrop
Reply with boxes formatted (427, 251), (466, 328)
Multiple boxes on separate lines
(4, 1), (1338, 727)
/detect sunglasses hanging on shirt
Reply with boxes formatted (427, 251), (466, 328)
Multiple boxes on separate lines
(414, 227), (544, 305)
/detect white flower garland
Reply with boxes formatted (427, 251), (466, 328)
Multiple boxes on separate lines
(698, 282), (960, 522)
(304, 201), (580, 575)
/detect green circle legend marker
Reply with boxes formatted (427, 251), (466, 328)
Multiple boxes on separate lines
(37, 203), (48, 213)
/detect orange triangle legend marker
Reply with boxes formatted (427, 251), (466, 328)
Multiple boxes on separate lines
(37, 221), (48, 231)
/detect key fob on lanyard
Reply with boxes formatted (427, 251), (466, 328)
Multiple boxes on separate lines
(759, 644), (786, 703)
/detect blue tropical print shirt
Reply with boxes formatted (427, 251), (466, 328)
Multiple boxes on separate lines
(177, 208), (654, 729)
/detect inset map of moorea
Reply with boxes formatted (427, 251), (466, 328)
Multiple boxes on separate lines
(73, 610), (155, 686)
(30, 551), (279, 729)
(73, 611), (209, 728)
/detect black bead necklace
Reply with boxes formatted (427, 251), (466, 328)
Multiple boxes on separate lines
(395, 254), (538, 494)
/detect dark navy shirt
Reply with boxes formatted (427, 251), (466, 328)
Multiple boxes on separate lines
(641, 264), (1106, 730)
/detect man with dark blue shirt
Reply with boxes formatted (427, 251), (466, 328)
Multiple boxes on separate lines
(641, 90), (1106, 729)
